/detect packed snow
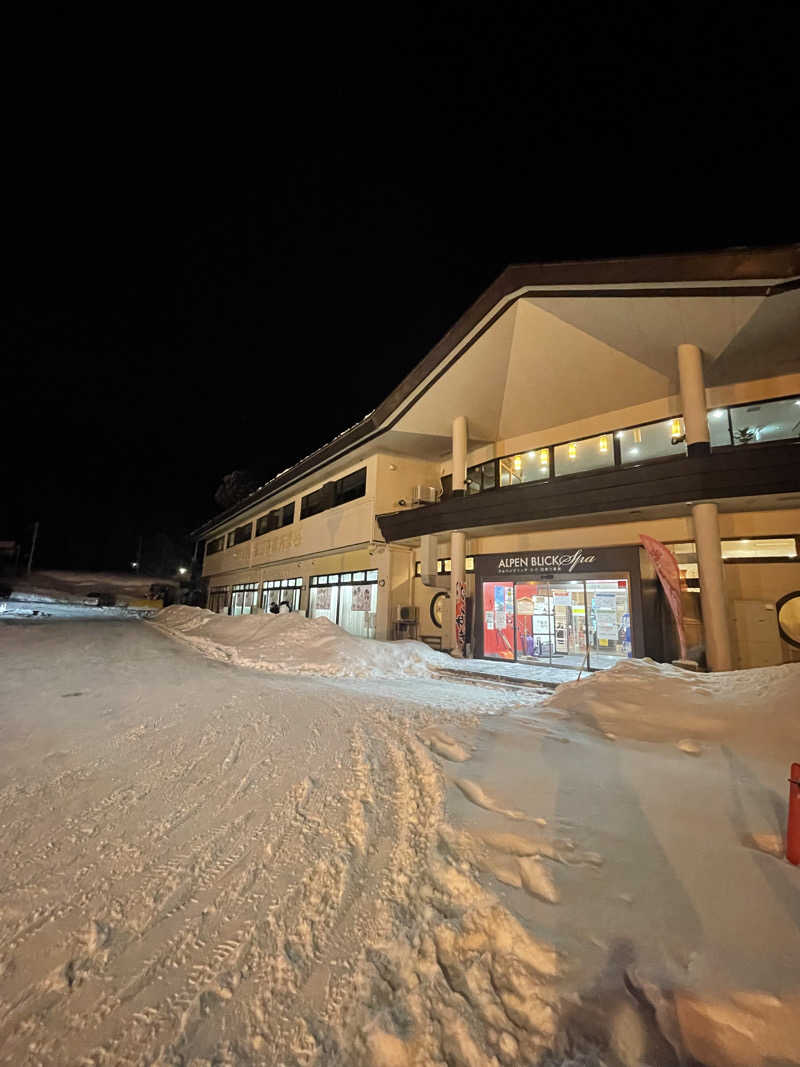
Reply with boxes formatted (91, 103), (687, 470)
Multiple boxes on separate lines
(1, 616), (798, 1065)
(152, 605), (460, 680)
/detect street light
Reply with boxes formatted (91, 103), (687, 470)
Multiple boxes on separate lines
(178, 567), (188, 576)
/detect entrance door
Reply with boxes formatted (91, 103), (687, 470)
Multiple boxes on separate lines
(515, 579), (588, 669)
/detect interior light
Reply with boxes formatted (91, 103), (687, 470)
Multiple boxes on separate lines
(671, 418), (683, 438)
(567, 442), (577, 460)
(598, 436), (609, 453)
(539, 449), (548, 466)
(711, 409), (726, 419)
(633, 427), (642, 444)
(795, 400), (800, 406)
(513, 455), (522, 470)
(630, 447), (640, 456)
(615, 431), (624, 439)
(527, 451), (536, 458)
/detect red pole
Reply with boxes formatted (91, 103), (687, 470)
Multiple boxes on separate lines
(788, 763), (800, 866)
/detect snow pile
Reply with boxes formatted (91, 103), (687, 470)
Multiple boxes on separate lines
(152, 604), (454, 679)
(542, 656), (800, 751)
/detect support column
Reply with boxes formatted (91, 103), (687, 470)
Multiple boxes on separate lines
(677, 343), (710, 456)
(450, 530), (466, 656)
(692, 502), (732, 671)
(452, 415), (468, 496)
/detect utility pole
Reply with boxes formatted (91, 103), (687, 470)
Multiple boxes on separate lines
(27, 521), (39, 576)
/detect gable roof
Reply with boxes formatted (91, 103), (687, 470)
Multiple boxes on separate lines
(192, 244), (800, 538)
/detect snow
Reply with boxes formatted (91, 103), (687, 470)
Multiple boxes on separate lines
(1, 617), (799, 1065)
(152, 604), (461, 680)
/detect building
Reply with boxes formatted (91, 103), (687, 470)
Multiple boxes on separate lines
(192, 246), (800, 672)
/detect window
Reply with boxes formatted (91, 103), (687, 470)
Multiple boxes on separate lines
(616, 419), (687, 464)
(308, 569), (379, 637)
(206, 536), (224, 556)
(335, 467), (367, 506)
(467, 461), (497, 494)
(415, 557), (475, 576)
(301, 468), (366, 519)
(256, 501), (295, 536)
(261, 577), (303, 612)
(707, 407), (732, 447)
(730, 396), (800, 446)
(230, 582), (259, 616)
(498, 450), (550, 486)
(669, 537), (799, 562)
(208, 586), (230, 613)
(227, 522), (252, 546)
(554, 433), (616, 477)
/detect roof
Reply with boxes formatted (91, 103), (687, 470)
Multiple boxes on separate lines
(191, 244), (800, 538)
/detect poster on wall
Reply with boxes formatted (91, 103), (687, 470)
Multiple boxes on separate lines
(594, 590), (618, 641)
(485, 611), (494, 630)
(316, 588), (331, 610)
(494, 611), (506, 630)
(351, 585), (372, 611)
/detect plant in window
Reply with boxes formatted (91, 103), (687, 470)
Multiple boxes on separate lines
(735, 426), (757, 444)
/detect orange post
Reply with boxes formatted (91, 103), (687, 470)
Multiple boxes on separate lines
(788, 764), (800, 866)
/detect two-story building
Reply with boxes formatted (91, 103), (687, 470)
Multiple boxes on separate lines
(192, 245), (800, 672)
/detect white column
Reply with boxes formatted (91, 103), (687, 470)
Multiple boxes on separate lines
(452, 415), (468, 495)
(449, 530), (466, 656)
(692, 502), (732, 671)
(677, 343), (710, 455)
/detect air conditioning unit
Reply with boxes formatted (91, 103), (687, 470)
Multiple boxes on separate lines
(395, 605), (419, 622)
(412, 485), (438, 505)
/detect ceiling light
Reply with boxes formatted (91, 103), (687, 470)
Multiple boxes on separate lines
(633, 427), (642, 444)
(711, 409), (726, 419)
(539, 449), (548, 466)
(630, 447), (640, 456)
(567, 442), (577, 460)
(671, 418), (683, 438)
(598, 436), (609, 453)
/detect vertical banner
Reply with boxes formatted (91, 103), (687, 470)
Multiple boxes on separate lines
(639, 534), (687, 660)
(455, 579), (466, 655)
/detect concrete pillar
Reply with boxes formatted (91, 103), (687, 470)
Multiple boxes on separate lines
(452, 415), (468, 496)
(677, 343), (710, 456)
(692, 502), (732, 671)
(450, 530), (466, 656)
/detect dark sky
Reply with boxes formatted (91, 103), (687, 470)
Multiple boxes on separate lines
(5, 11), (796, 572)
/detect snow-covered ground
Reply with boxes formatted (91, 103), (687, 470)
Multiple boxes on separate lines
(0, 613), (798, 1066)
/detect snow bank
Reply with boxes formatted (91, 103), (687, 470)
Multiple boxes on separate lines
(152, 604), (454, 679)
(542, 656), (800, 750)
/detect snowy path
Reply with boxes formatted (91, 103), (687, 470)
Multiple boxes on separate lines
(1, 619), (799, 1066)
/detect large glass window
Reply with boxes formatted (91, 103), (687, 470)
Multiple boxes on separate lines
(617, 420), (688, 464)
(730, 396), (800, 445)
(206, 536), (224, 556)
(208, 586), (230, 613)
(669, 537), (799, 562)
(308, 570), (379, 635)
(262, 577), (303, 612)
(707, 407), (732, 447)
(256, 502), (295, 536)
(554, 433), (616, 476)
(499, 450), (550, 485)
(467, 461), (497, 494)
(230, 582), (259, 616)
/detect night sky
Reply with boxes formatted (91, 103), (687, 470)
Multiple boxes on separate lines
(5, 12), (796, 574)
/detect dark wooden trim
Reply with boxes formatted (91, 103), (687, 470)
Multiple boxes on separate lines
(687, 442), (711, 457)
(377, 442), (800, 541)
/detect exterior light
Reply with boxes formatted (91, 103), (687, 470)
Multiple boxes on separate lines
(671, 418), (683, 438)
(568, 442), (577, 460)
(598, 436), (609, 453)
(539, 449), (548, 466)
(178, 567), (188, 575)
(131, 562), (138, 568)
(633, 427), (642, 444)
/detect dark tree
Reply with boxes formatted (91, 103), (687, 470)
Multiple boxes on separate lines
(214, 470), (259, 512)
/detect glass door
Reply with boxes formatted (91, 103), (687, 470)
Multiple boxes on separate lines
(514, 579), (588, 669)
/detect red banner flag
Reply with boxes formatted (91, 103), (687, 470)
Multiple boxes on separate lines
(639, 533), (688, 661)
